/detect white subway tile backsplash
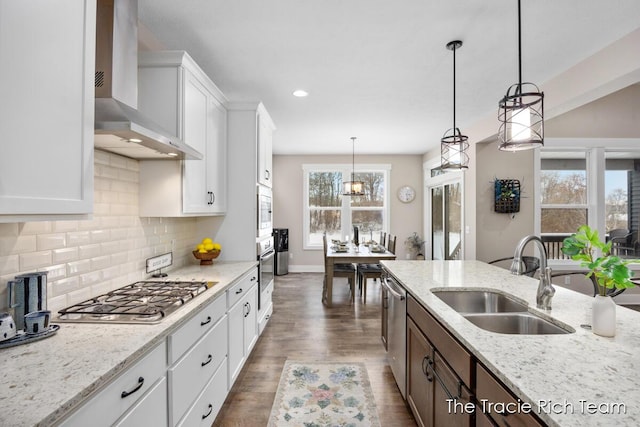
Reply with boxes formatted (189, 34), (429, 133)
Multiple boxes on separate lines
(0, 151), (197, 313)
(19, 251), (52, 270)
(0, 255), (20, 277)
(19, 222), (52, 235)
(42, 264), (68, 281)
(52, 221), (79, 233)
(67, 231), (91, 247)
(80, 270), (102, 287)
(52, 247), (79, 264)
(37, 233), (67, 251)
(50, 276), (80, 297)
(0, 223), (19, 237)
(90, 255), (112, 271)
(90, 229), (110, 243)
(67, 259), (91, 275)
(47, 293), (68, 317)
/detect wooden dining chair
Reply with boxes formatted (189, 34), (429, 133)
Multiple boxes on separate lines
(322, 233), (356, 304)
(358, 232), (395, 304)
(387, 234), (397, 254)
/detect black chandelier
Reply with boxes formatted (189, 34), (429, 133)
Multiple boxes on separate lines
(343, 137), (364, 196)
(498, 0), (544, 151)
(441, 40), (469, 171)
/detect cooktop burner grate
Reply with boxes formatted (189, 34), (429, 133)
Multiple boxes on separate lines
(57, 280), (217, 324)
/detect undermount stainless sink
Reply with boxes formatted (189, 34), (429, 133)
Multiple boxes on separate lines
(431, 290), (528, 313)
(464, 313), (573, 335)
(431, 289), (574, 335)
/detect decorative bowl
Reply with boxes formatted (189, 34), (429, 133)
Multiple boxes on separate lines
(192, 250), (220, 265)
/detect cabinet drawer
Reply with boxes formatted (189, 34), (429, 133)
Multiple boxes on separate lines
(177, 359), (228, 427)
(114, 377), (168, 427)
(432, 351), (473, 427)
(169, 294), (226, 363)
(169, 315), (228, 424)
(408, 296), (472, 386)
(476, 364), (545, 427)
(60, 342), (166, 427)
(227, 268), (258, 308)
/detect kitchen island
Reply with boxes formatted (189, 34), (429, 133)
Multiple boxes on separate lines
(381, 260), (640, 427)
(0, 261), (257, 427)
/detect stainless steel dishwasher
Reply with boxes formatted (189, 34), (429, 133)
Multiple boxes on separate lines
(382, 271), (407, 398)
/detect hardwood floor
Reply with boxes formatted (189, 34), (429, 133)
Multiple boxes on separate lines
(213, 272), (417, 426)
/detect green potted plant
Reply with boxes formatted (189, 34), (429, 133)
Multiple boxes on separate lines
(404, 232), (425, 260)
(561, 225), (638, 337)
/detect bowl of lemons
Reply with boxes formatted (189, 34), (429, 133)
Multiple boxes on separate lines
(193, 238), (221, 265)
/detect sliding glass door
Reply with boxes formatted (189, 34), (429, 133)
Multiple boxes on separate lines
(426, 163), (464, 260)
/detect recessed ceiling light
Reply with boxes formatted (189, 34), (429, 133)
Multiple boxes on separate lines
(293, 90), (308, 97)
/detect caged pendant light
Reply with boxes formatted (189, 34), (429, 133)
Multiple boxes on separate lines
(441, 40), (469, 171)
(343, 137), (365, 196)
(498, 0), (544, 151)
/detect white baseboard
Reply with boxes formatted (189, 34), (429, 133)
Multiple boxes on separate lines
(286, 265), (324, 273)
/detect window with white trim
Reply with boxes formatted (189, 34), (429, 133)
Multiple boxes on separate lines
(535, 141), (640, 263)
(303, 164), (391, 249)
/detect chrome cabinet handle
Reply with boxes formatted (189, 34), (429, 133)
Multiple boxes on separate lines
(207, 191), (215, 205)
(201, 354), (213, 367)
(121, 377), (144, 398)
(202, 404), (213, 419)
(235, 288), (243, 294)
(201, 316), (211, 326)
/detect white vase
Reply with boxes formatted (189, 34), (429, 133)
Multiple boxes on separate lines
(592, 295), (616, 337)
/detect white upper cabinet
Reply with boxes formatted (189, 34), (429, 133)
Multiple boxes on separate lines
(257, 113), (274, 187)
(0, 0), (95, 222)
(138, 51), (227, 216)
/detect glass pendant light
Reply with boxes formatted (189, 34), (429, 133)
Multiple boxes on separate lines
(441, 40), (469, 170)
(498, 0), (544, 151)
(343, 137), (364, 196)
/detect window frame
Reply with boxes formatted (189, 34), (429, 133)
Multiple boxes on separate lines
(534, 139), (640, 269)
(302, 163), (391, 250)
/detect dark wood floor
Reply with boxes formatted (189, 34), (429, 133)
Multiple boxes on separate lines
(213, 273), (417, 426)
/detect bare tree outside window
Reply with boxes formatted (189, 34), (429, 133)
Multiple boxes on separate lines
(540, 170), (587, 233)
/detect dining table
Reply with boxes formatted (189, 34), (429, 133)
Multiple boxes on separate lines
(323, 243), (397, 307)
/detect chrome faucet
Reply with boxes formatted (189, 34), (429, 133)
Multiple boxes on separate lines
(510, 235), (555, 310)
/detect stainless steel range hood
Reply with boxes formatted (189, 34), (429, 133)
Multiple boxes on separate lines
(94, 0), (202, 160)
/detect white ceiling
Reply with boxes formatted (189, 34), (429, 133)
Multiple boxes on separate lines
(138, 0), (640, 155)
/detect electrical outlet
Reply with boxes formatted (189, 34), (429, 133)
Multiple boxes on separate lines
(564, 276), (571, 285)
(289, 253), (293, 259)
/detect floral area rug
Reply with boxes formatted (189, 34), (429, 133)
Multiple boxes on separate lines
(268, 361), (381, 427)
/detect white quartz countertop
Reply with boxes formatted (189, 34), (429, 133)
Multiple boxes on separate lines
(0, 261), (257, 427)
(381, 260), (640, 427)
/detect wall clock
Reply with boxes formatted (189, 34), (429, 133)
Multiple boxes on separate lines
(397, 185), (416, 203)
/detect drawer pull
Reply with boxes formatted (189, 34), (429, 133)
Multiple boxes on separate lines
(202, 404), (213, 419)
(201, 316), (212, 326)
(120, 377), (144, 398)
(421, 356), (433, 382)
(235, 288), (243, 294)
(250, 276), (257, 281)
(201, 354), (213, 367)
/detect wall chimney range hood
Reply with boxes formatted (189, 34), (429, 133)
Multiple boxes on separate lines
(94, 0), (202, 160)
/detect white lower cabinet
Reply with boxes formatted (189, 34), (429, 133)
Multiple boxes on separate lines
(258, 279), (274, 335)
(59, 342), (167, 427)
(58, 267), (262, 427)
(114, 377), (168, 427)
(169, 315), (228, 424)
(177, 360), (228, 427)
(227, 268), (259, 387)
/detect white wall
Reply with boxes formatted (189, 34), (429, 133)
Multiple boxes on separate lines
(272, 154), (423, 271)
(0, 150), (199, 315)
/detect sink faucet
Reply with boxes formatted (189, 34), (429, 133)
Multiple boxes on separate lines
(510, 235), (555, 310)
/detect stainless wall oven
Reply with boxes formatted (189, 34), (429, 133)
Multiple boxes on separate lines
(257, 236), (275, 310)
(257, 185), (273, 238)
